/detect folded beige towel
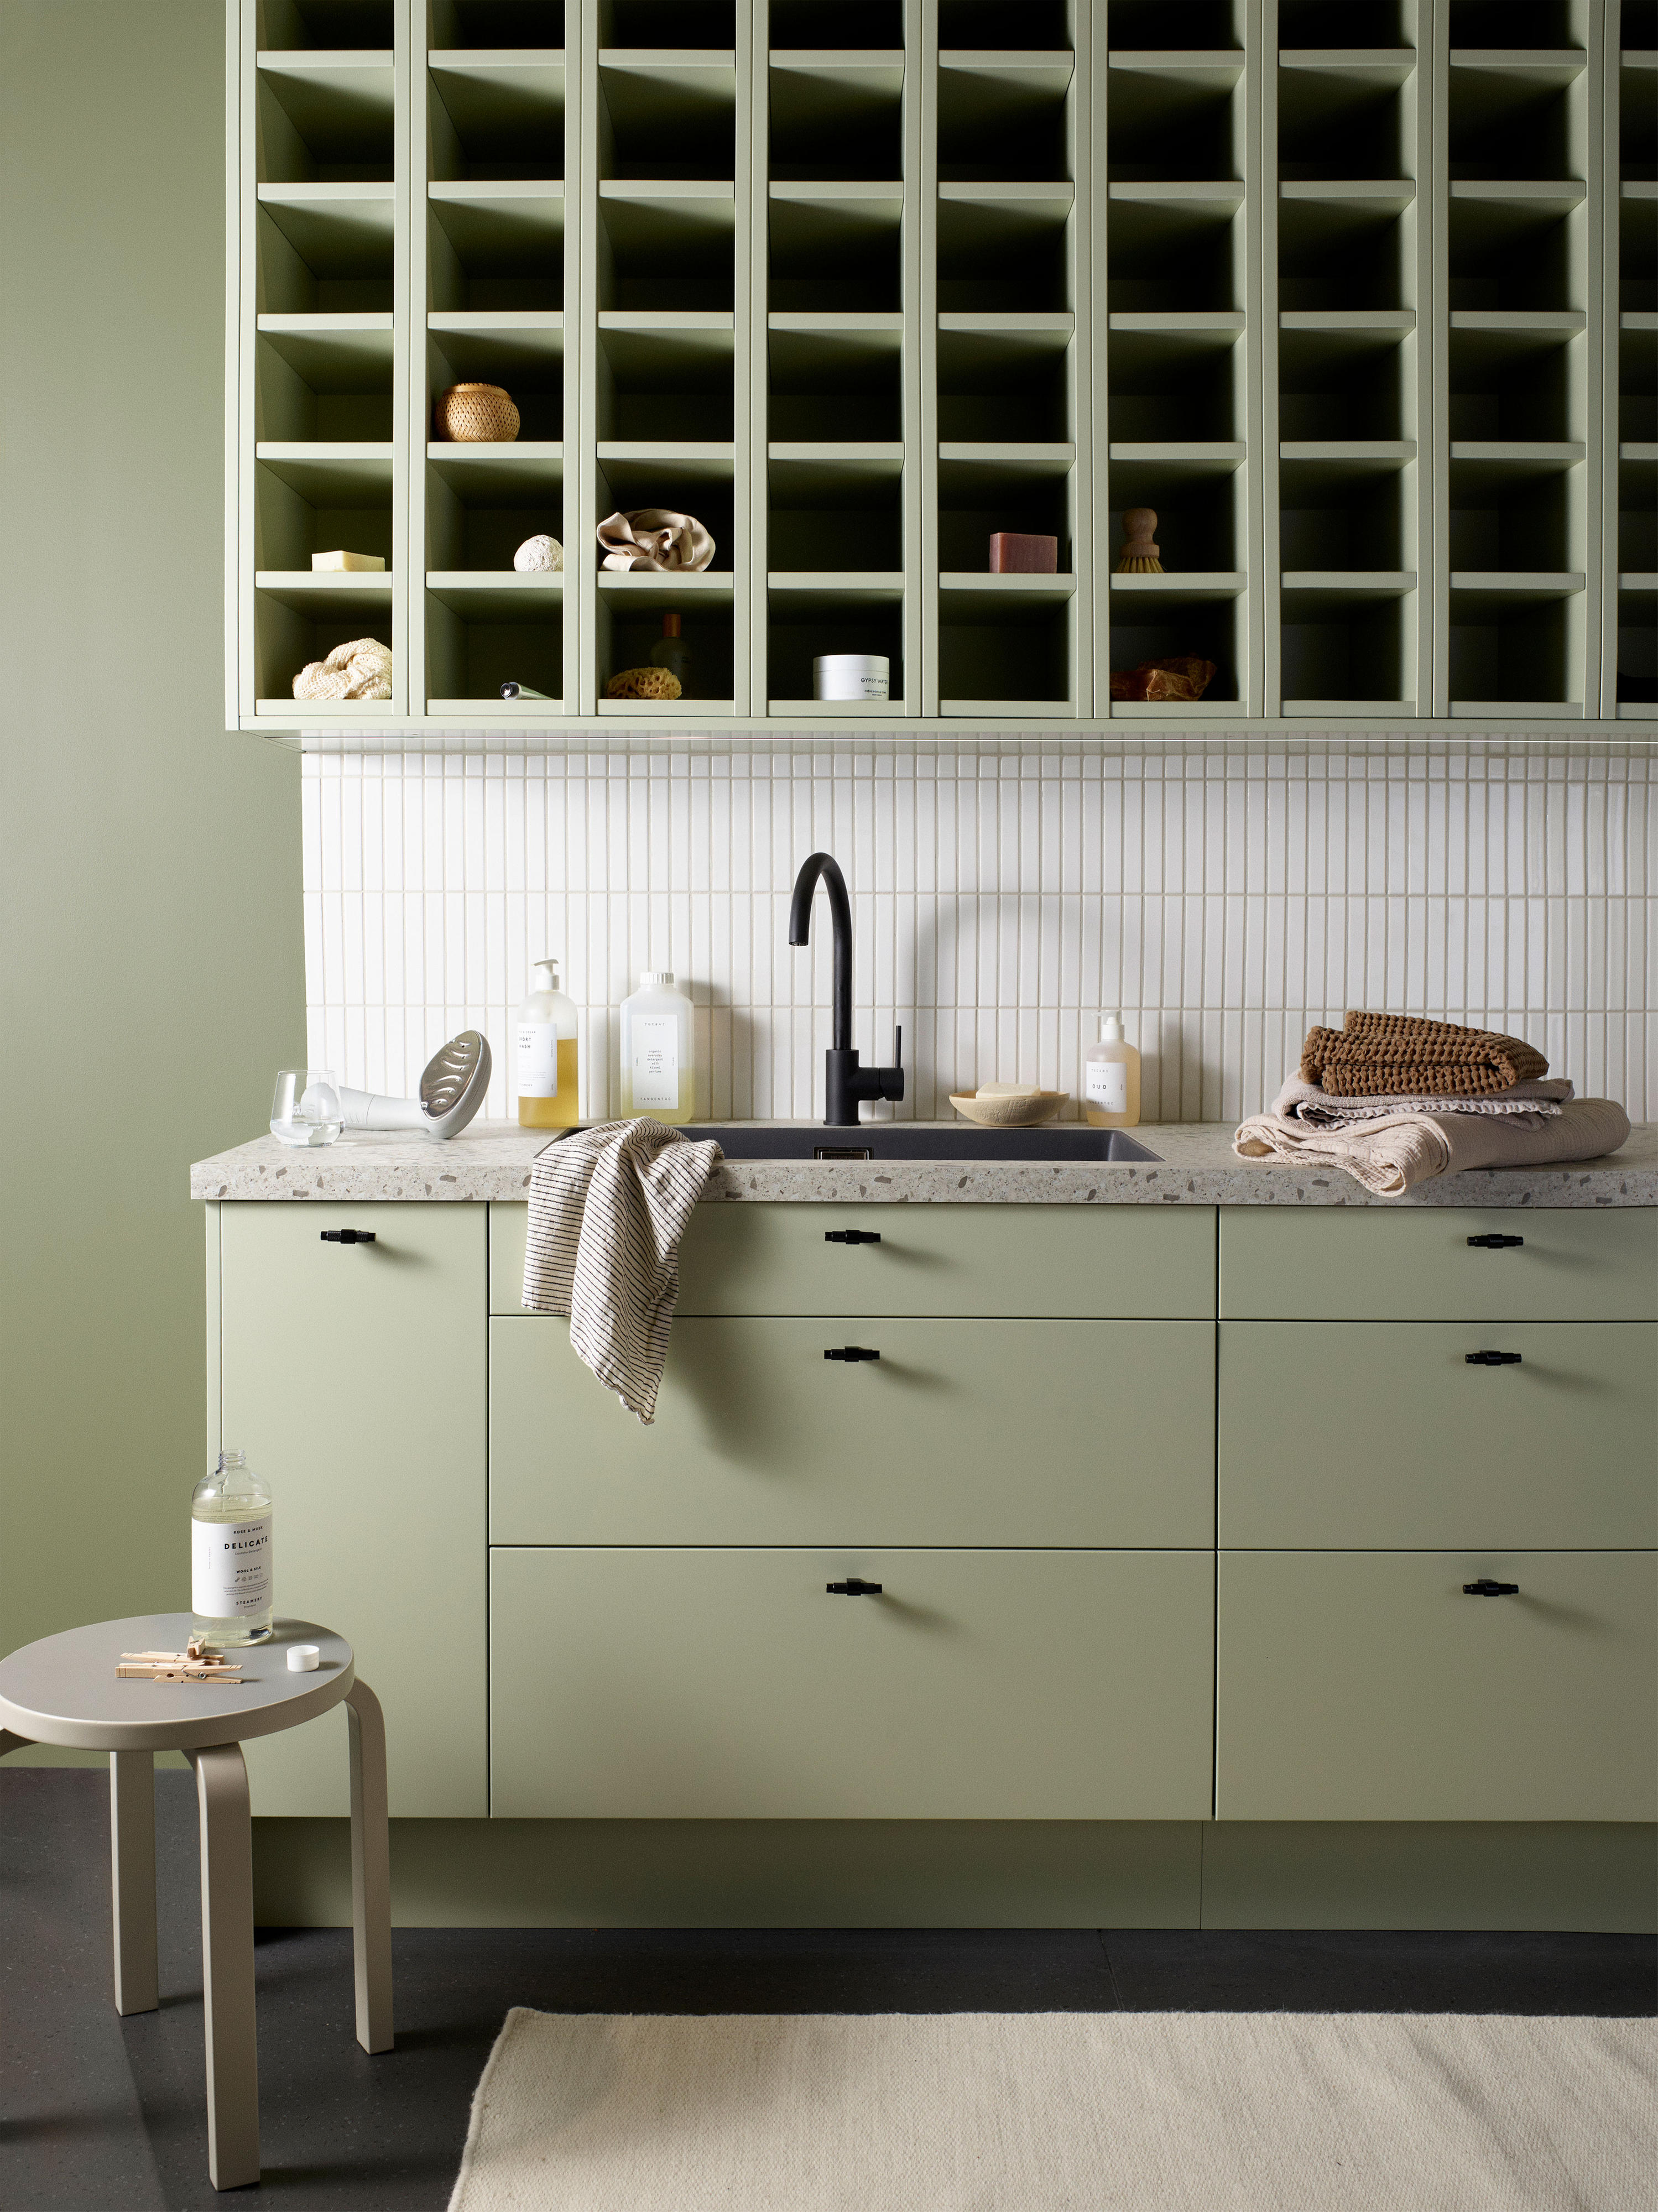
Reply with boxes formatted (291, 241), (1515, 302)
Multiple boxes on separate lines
(1274, 1077), (1574, 1130)
(1233, 1095), (1630, 1197)
(522, 1119), (723, 1423)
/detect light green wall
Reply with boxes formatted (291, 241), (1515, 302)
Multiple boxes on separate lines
(0, 1), (304, 1689)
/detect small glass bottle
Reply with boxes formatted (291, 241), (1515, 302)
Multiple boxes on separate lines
(1084, 1012), (1141, 1128)
(619, 971), (695, 1124)
(191, 1450), (274, 1646)
(516, 957), (581, 1128)
(649, 612), (690, 696)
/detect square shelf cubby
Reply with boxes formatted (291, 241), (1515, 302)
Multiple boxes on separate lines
(1622, 54), (1656, 186)
(768, 54), (902, 183)
(598, 322), (732, 441)
(1447, 54), (1586, 185)
(767, 583), (905, 711)
(597, 52), (735, 182)
(1280, 585), (1414, 710)
(1278, 0), (1407, 46)
(1447, 583), (1581, 711)
(427, 54), (565, 182)
(596, 454), (736, 578)
(938, 451), (1071, 576)
(770, 452), (903, 572)
(939, 582), (1076, 714)
(1108, 457), (1243, 578)
(256, 448), (395, 573)
(254, 585), (399, 709)
(1447, 189), (1584, 312)
(257, 318), (395, 442)
(1278, 53), (1410, 185)
(1447, 454), (1579, 572)
(257, 51), (396, 184)
(1108, 587), (1243, 708)
(259, 190), (396, 314)
(1278, 325), (1409, 439)
(426, 577), (563, 708)
(1108, 0), (1242, 48)
(598, 185), (734, 312)
(427, 1), (565, 44)
(936, 187), (1074, 315)
(262, 1), (398, 49)
(770, 187), (901, 313)
(1622, 187), (1658, 315)
(937, 320), (1072, 444)
(597, 575), (733, 709)
(429, 184), (563, 311)
(768, 320), (901, 442)
(937, 50), (1073, 186)
(598, 0), (733, 42)
(426, 444), (562, 570)
(1448, 324), (1580, 441)
(939, 0), (1068, 42)
(1446, 0), (1579, 39)
(1106, 322), (1242, 442)
(1279, 457), (1409, 571)
(429, 320), (562, 439)
(1106, 54), (1243, 185)
(1617, 583), (1657, 709)
(769, 0), (902, 42)
(1106, 189), (1244, 315)
(1278, 187), (1415, 314)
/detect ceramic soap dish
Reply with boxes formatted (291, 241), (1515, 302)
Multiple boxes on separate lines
(948, 1085), (1067, 1129)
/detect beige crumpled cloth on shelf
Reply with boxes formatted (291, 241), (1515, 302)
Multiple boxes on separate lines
(1233, 1093), (1630, 1197)
(597, 508), (716, 573)
(1274, 1076), (1575, 1130)
(522, 1119), (724, 1423)
(291, 636), (392, 701)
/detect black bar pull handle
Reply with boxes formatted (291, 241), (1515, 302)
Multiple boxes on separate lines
(1463, 1578), (1520, 1597)
(827, 1578), (883, 1597)
(825, 1346), (880, 1362)
(1467, 1233), (1524, 1249)
(825, 1229), (881, 1245)
(1466, 1350), (1523, 1366)
(320, 1229), (377, 1245)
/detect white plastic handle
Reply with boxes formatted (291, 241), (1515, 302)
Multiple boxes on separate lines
(335, 1087), (429, 1131)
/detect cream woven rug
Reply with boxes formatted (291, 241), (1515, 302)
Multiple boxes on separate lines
(447, 2007), (1656, 2210)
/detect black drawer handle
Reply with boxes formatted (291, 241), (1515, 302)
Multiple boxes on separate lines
(1467, 1233), (1524, 1249)
(825, 1346), (880, 1362)
(1466, 1350), (1522, 1366)
(320, 1229), (377, 1245)
(827, 1578), (883, 1597)
(1463, 1578), (1520, 1597)
(825, 1229), (881, 1245)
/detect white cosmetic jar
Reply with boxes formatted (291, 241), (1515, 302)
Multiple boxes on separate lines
(814, 653), (890, 701)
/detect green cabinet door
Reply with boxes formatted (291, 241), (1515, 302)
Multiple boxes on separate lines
(490, 1316), (1216, 1547)
(218, 1202), (488, 1816)
(1217, 1551), (1658, 1822)
(1219, 1322), (1658, 1548)
(491, 1546), (1216, 1820)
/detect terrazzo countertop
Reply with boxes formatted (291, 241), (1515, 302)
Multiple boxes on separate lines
(191, 1120), (1658, 1208)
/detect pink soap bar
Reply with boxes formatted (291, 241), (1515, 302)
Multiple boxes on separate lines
(988, 532), (1059, 573)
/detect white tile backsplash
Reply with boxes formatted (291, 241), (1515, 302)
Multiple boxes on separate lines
(303, 747), (1658, 1126)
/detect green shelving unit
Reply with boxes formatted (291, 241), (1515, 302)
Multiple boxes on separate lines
(226, 0), (1651, 735)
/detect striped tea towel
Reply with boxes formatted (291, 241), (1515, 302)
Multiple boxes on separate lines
(523, 1120), (724, 1423)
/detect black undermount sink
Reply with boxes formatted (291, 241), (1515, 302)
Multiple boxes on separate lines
(681, 1125), (1162, 1164)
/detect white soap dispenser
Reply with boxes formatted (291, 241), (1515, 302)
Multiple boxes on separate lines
(1084, 1013), (1141, 1128)
(619, 971), (695, 1124)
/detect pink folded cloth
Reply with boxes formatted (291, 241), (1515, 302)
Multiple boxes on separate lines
(1233, 1094), (1630, 1198)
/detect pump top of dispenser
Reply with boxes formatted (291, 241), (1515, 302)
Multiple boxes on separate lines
(534, 957), (560, 988)
(1100, 1013), (1124, 1041)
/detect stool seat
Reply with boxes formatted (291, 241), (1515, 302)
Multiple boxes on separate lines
(0, 1614), (354, 1752)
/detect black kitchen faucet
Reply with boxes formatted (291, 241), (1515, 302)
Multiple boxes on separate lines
(788, 851), (905, 1127)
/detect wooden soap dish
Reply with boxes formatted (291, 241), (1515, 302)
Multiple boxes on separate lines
(948, 1088), (1067, 1128)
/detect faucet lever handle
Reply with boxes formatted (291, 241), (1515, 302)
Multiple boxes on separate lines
(894, 1022), (903, 1069)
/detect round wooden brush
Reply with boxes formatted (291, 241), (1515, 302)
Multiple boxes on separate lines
(1117, 508), (1162, 573)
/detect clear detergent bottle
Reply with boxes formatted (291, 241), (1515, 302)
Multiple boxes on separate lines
(619, 971), (695, 1124)
(191, 1450), (274, 1645)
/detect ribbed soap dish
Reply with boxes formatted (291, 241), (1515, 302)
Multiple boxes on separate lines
(948, 1087), (1067, 1128)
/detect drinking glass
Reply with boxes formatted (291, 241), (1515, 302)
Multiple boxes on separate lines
(270, 1068), (344, 1147)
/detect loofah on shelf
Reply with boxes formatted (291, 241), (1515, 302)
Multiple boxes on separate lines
(605, 665), (682, 701)
(597, 508), (715, 572)
(292, 636), (393, 702)
(434, 383), (519, 442)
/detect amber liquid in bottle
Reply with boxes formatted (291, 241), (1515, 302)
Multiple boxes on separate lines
(517, 1037), (582, 1128)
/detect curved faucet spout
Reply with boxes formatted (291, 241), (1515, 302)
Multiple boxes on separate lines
(788, 851), (853, 1055)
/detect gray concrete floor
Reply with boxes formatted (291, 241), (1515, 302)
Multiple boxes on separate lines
(3, 1769), (1652, 2208)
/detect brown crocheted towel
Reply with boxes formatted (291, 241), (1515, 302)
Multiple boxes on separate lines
(1300, 1011), (1550, 1098)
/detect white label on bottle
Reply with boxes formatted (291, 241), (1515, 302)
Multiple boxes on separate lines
(517, 1021), (559, 1097)
(1087, 1060), (1129, 1114)
(631, 1015), (679, 1110)
(192, 1516), (273, 1618)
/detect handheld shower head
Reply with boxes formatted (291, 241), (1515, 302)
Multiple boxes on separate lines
(335, 1030), (493, 1141)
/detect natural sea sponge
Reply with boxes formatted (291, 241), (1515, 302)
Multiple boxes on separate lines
(604, 666), (682, 702)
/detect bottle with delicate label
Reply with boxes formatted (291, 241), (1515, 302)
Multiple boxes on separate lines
(1083, 1012), (1140, 1128)
(619, 970), (695, 1124)
(516, 957), (580, 1127)
(191, 1449), (273, 1646)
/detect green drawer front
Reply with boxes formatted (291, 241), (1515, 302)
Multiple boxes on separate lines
(491, 1316), (1215, 1548)
(490, 1201), (1217, 1319)
(1217, 1551), (1658, 1823)
(1220, 1207), (1657, 1322)
(1219, 1323), (1658, 1550)
(491, 1547), (1216, 1819)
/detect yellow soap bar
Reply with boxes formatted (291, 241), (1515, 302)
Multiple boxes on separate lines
(311, 549), (385, 572)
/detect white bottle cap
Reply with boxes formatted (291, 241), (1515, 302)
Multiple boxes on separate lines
(287, 1644), (321, 1673)
(640, 971), (674, 987)
(1101, 1013), (1124, 1041)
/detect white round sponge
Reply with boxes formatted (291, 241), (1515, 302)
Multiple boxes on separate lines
(514, 534), (564, 572)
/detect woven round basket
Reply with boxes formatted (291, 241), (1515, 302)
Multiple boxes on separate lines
(435, 383), (520, 443)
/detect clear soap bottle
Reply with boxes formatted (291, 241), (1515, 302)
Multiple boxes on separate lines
(1084, 1012), (1141, 1128)
(191, 1450), (274, 1646)
(517, 957), (581, 1128)
(619, 970), (695, 1124)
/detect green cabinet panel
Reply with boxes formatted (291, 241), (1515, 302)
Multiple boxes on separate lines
(1220, 1207), (1658, 1322)
(489, 1201), (1218, 1320)
(1217, 1551), (1658, 1823)
(218, 1202), (488, 1817)
(1219, 1323), (1658, 1550)
(491, 1316), (1216, 1548)
(491, 1547), (1217, 1820)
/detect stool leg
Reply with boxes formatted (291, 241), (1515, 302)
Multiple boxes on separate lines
(110, 1751), (159, 2015)
(187, 1744), (260, 2191)
(345, 1679), (393, 2054)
